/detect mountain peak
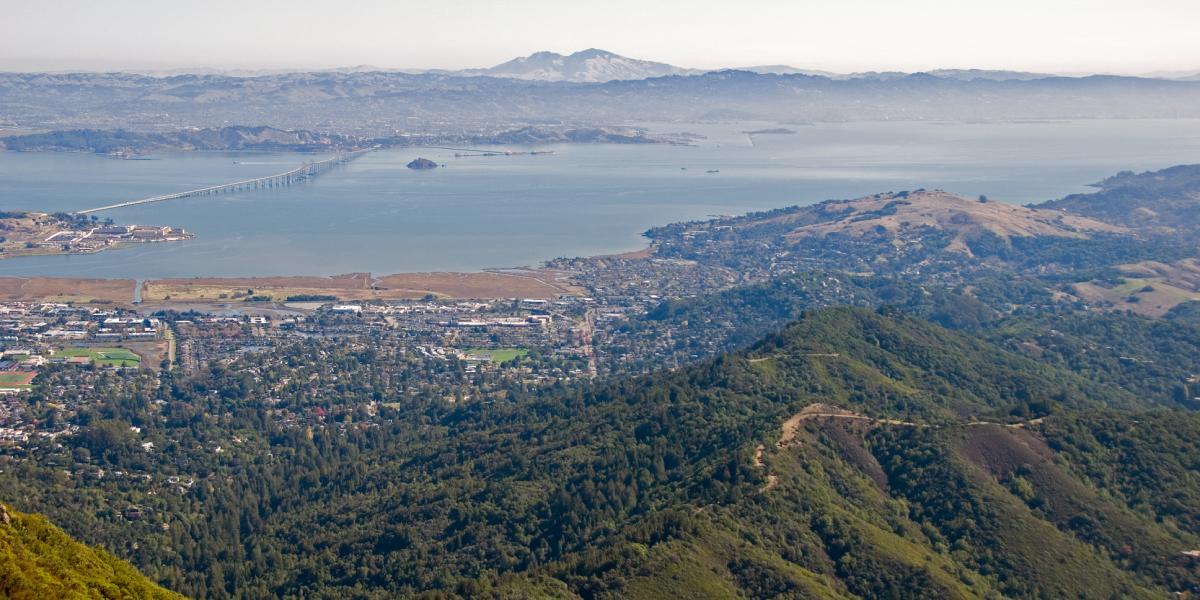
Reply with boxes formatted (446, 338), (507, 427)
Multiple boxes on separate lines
(524, 50), (565, 60)
(477, 49), (698, 82)
(571, 48), (617, 59)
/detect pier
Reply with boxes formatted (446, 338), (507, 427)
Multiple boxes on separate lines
(77, 149), (370, 215)
(425, 146), (555, 157)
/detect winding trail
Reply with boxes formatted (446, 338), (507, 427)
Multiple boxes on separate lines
(757, 403), (1047, 493)
(754, 444), (779, 492)
(758, 404), (917, 493)
(778, 403), (916, 450)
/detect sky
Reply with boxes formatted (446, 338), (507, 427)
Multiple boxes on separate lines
(2, 0), (1198, 75)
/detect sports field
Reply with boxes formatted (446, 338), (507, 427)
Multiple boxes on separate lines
(53, 347), (142, 367)
(464, 348), (529, 363)
(0, 371), (36, 387)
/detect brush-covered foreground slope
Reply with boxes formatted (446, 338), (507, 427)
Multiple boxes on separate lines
(0, 503), (182, 599)
(11, 307), (1198, 598)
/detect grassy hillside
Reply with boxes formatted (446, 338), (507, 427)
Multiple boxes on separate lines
(0, 503), (182, 599)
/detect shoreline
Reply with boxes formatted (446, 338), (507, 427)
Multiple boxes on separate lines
(0, 227), (657, 303)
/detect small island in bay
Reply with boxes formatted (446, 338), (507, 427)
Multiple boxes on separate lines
(406, 158), (439, 170)
(0, 211), (192, 259)
(742, 127), (798, 135)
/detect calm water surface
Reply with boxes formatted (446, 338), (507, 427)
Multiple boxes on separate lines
(2, 119), (1199, 278)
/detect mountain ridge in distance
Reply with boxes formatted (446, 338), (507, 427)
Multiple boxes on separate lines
(10, 66), (1200, 135)
(42, 48), (1195, 82)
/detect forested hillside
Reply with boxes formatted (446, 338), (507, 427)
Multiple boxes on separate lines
(4, 308), (1197, 598)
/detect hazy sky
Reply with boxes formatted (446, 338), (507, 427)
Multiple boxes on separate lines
(3, 0), (1198, 74)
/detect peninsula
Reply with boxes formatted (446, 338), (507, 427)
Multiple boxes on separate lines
(0, 211), (191, 260)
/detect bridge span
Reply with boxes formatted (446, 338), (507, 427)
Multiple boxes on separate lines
(77, 149), (370, 215)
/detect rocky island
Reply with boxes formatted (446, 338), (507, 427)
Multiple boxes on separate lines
(743, 127), (798, 135)
(406, 157), (438, 170)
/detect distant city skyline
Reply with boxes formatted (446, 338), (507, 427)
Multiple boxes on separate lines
(3, 0), (1198, 75)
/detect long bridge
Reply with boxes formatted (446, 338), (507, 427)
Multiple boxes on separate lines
(77, 149), (370, 215)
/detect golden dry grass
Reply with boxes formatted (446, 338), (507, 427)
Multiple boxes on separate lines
(775, 191), (1125, 252)
(0, 277), (134, 303)
(141, 270), (579, 302)
(1072, 258), (1200, 317)
(1074, 280), (1200, 317)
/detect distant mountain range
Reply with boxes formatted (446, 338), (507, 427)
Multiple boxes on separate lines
(459, 49), (1030, 84)
(106, 49), (1197, 83)
(4, 51), (1200, 136)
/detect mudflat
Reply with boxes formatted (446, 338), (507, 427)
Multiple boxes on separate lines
(139, 270), (579, 302)
(0, 277), (135, 303)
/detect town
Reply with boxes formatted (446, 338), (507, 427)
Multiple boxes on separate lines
(0, 290), (607, 448)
